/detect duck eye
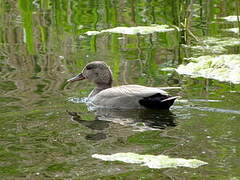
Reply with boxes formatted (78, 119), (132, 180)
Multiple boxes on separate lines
(86, 65), (94, 70)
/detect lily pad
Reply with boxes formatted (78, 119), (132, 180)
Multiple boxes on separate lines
(92, 152), (207, 169)
(85, 25), (175, 35)
(176, 54), (240, 84)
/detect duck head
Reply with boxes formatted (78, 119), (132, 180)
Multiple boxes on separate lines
(68, 61), (113, 87)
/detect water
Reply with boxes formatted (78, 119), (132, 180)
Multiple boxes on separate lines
(0, 0), (240, 179)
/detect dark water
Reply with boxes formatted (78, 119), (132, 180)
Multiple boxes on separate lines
(1, 0), (240, 179)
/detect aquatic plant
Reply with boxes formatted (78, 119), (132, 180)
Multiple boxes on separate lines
(85, 25), (175, 36)
(176, 54), (240, 84)
(92, 152), (207, 169)
(182, 37), (240, 54)
(224, 28), (239, 34)
(221, 16), (240, 22)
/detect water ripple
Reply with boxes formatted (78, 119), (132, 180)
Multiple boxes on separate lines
(175, 105), (240, 115)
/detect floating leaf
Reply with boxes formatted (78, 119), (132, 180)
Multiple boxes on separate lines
(225, 28), (239, 34)
(221, 16), (240, 22)
(182, 44), (227, 54)
(202, 37), (240, 46)
(182, 37), (240, 54)
(92, 152), (207, 169)
(160, 67), (176, 72)
(229, 177), (240, 180)
(85, 31), (101, 36)
(85, 25), (175, 36)
(176, 54), (240, 84)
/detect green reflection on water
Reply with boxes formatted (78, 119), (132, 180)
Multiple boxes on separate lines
(19, 0), (35, 54)
(0, 81), (17, 91)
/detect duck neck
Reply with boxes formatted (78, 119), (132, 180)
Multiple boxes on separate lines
(88, 83), (112, 98)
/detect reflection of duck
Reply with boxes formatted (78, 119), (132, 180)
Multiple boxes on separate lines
(68, 61), (178, 109)
(95, 108), (177, 130)
(67, 110), (109, 130)
(67, 108), (176, 133)
(67, 110), (109, 141)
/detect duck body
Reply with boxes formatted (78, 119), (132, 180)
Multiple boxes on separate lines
(88, 85), (176, 109)
(68, 61), (177, 110)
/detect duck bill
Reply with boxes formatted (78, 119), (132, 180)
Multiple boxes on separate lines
(67, 73), (85, 82)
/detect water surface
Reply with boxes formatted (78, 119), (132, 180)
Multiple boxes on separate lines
(0, 0), (240, 179)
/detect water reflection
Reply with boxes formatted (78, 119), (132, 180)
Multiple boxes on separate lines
(67, 110), (110, 131)
(95, 108), (177, 130)
(85, 133), (107, 141)
(67, 108), (177, 140)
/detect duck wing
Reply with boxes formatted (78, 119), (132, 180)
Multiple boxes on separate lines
(139, 93), (177, 109)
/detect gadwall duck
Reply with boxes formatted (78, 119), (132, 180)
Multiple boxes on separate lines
(68, 61), (177, 109)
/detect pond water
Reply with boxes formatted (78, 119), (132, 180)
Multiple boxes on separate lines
(0, 0), (240, 179)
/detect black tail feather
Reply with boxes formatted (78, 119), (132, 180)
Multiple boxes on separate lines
(139, 94), (177, 109)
